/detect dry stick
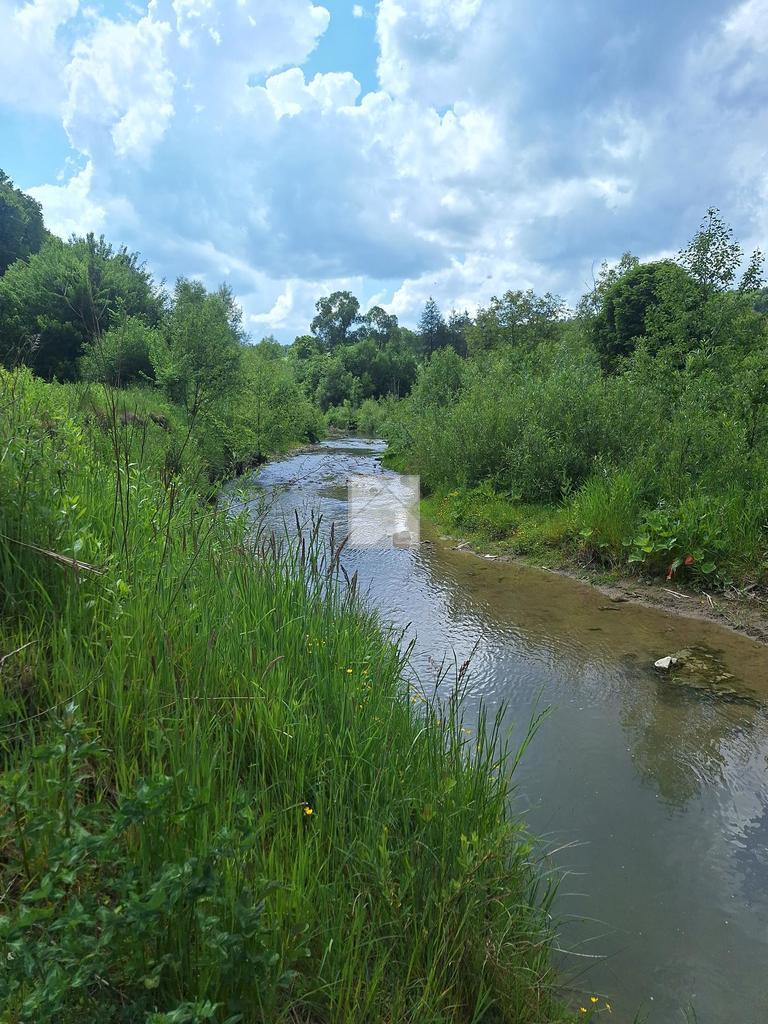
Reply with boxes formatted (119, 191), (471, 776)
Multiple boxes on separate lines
(0, 534), (104, 575)
(0, 640), (39, 672)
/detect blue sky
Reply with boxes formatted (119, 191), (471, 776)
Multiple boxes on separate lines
(1, 0), (767, 340)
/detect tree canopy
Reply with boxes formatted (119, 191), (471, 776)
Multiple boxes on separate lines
(0, 170), (46, 275)
(0, 233), (163, 379)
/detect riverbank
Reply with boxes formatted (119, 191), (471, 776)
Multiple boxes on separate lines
(0, 371), (575, 1023)
(419, 490), (768, 646)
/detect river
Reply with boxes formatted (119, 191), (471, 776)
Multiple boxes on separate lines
(230, 437), (768, 1023)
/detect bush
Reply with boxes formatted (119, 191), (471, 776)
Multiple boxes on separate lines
(80, 315), (157, 386)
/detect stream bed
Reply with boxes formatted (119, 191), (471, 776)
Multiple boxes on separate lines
(231, 438), (768, 1023)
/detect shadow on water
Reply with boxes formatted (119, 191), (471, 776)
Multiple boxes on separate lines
(225, 438), (768, 1024)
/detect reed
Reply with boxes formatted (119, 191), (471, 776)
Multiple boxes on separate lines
(0, 368), (570, 1023)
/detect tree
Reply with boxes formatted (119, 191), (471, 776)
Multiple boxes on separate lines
(251, 335), (284, 360)
(577, 252), (639, 321)
(313, 354), (355, 410)
(590, 230), (766, 371)
(677, 207), (764, 293)
(0, 170), (46, 275)
(310, 291), (360, 351)
(341, 338), (417, 399)
(445, 310), (471, 356)
(151, 278), (243, 418)
(0, 233), (163, 379)
(410, 347), (465, 408)
(359, 305), (399, 348)
(467, 290), (564, 355)
(590, 261), (696, 368)
(239, 345), (320, 461)
(418, 297), (448, 356)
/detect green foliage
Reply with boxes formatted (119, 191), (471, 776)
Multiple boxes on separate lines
(0, 367), (567, 1024)
(587, 211), (768, 370)
(418, 297), (449, 356)
(310, 290), (360, 351)
(356, 394), (401, 436)
(677, 207), (764, 293)
(0, 233), (163, 379)
(151, 279), (242, 418)
(0, 170), (46, 275)
(467, 290), (565, 355)
(291, 309), (417, 412)
(324, 400), (358, 432)
(590, 261), (698, 368)
(571, 471), (643, 564)
(80, 313), (158, 385)
(410, 346), (466, 409)
(386, 211), (768, 589)
(442, 482), (521, 540)
(0, 709), (285, 1023)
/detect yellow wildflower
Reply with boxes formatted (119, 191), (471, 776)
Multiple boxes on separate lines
(605, 1004), (612, 1014)
(303, 805), (314, 816)
(346, 667), (353, 673)
(590, 997), (598, 1004)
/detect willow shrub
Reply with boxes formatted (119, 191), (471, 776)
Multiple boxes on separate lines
(0, 368), (570, 1024)
(392, 338), (768, 585)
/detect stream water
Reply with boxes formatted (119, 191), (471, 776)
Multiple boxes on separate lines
(232, 438), (768, 1023)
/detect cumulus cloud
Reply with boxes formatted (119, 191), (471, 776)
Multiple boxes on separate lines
(27, 161), (105, 237)
(1, 0), (767, 337)
(0, 0), (80, 113)
(64, 13), (176, 161)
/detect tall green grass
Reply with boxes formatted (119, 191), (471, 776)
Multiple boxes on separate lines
(0, 368), (570, 1023)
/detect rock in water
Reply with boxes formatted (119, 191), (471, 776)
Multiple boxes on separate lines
(654, 655), (679, 671)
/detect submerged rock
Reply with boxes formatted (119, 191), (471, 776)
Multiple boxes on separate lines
(654, 655), (679, 671)
(655, 645), (753, 704)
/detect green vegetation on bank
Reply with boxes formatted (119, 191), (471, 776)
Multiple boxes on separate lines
(0, 370), (572, 1022)
(384, 211), (768, 590)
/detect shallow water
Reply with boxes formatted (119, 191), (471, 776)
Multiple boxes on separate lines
(232, 438), (768, 1023)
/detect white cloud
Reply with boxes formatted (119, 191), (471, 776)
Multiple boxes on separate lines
(5, 0), (768, 339)
(0, 0), (79, 113)
(263, 68), (361, 118)
(27, 161), (105, 237)
(724, 0), (768, 50)
(352, 3), (363, 17)
(64, 13), (176, 161)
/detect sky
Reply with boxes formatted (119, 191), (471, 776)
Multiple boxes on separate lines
(1, 0), (767, 341)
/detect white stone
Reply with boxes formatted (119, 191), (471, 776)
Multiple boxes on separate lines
(654, 656), (678, 671)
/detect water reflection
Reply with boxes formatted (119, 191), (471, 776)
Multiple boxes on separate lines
(233, 439), (768, 1024)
